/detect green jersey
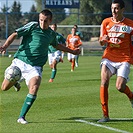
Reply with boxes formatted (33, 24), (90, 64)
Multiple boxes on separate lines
(14, 22), (58, 67)
(48, 32), (66, 54)
(76, 31), (83, 38)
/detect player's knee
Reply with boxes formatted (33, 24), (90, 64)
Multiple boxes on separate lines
(101, 81), (109, 88)
(116, 84), (125, 92)
(29, 85), (39, 95)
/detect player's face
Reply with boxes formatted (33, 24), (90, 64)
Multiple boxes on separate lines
(71, 28), (76, 34)
(111, 3), (124, 20)
(51, 25), (57, 31)
(39, 13), (52, 30)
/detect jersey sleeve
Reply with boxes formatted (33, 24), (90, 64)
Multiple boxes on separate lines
(50, 32), (58, 47)
(15, 22), (38, 38)
(66, 35), (70, 46)
(58, 34), (66, 44)
(78, 36), (82, 45)
(99, 19), (108, 40)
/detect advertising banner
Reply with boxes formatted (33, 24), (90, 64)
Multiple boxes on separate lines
(45, 0), (80, 8)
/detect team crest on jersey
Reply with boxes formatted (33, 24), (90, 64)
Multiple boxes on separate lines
(109, 24), (132, 33)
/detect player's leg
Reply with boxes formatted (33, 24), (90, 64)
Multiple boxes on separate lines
(98, 63), (112, 123)
(67, 53), (71, 62)
(49, 59), (57, 82)
(49, 51), (61, 82)
(71, 58), (75, 71)
(1, 79), (16, 91)
(71, 54), (76, 71)
(75, 55), (79, 67)
(48, 53), (53, 68)
(17, 66), (42, 124)
(17, 76), (41, 124)
(116, 62), (133, 107)
(1, 62), (21, 91)
(67, 53), (73, 71)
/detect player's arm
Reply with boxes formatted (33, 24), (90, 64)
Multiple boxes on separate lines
(0, 32), (18, 54)
(74, 37), (82, 48)
(99, 23), (109, 46)
(66, 35), (69, 47)
(66, 41), (69, 47)
(55, 44), (80, 55)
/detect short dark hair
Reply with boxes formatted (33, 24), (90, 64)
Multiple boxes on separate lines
(112, 0), (125, 9)
(51, 23), (57, 27)
(40, 9), (53, 19)
(73, 25), (78, 28)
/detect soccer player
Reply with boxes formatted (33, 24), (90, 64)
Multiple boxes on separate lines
(66, 27), (82, 71)
(73, 25), (83, 67)
(48, 23), (66, 83)
(0, 9), (80, 124)
(98, 0), (133, 123)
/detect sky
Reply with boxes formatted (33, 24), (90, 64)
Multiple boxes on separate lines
(0, 0), (36, 12)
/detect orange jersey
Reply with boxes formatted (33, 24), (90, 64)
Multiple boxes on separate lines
(66, 34), (82, 50)
(100, 17), (133, 64)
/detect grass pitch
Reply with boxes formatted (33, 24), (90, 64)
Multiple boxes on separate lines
(0, 56), (133, 133)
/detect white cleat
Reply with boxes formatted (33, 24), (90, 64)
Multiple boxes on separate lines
(75, 63), (78, 67)
(17, 117), (28, 124)
(14, 82), (21, 92)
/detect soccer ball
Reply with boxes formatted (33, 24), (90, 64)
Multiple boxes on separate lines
(8, 54), (12, 58)
(5, 66), (22, 82)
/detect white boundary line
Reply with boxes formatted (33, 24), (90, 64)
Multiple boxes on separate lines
(75, 119), (131, 133)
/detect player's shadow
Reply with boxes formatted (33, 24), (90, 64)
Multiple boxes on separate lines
(78, 79), (101, 82)
(58, 117), (133, 123)
(28, 116), (133, 124)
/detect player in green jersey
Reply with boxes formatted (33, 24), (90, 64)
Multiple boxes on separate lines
(0, 9), (80, 124)
(48, 23), (66, 83)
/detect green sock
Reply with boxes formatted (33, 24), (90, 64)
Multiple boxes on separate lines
(76, 55), (79, 64)
(50, 69), (57, 79)
(19, 94), (36, 118)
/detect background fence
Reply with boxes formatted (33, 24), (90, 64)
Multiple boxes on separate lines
(0, 25), (105, 57)
(0, 0), (133, 56)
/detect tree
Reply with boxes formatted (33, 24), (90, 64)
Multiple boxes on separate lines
(23, 4), (38, 23)
(51, 8), (66, 24)
(8, 1), (22, 36)
(0, 5), (8, 39)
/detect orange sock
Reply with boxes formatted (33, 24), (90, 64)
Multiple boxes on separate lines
(100, 86), (109, 117)
(71, 60), (75, 70)
(123, 85), (133, 100)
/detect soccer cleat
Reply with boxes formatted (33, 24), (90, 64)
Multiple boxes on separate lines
(14, 82), (21, 92)
(49, 79), (53, 83)
(97, 117), (110, 123)
(71, 69), (74, 72)
(75, 63), (78, 67)
(17, 117), (28, 124)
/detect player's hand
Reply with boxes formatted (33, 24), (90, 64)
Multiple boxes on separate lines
(72, 48), (81, 55)
(99, 35), (109, 46)
(0, 45), (7, 55)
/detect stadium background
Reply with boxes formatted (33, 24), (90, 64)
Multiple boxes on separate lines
(0, 0), (133, 56)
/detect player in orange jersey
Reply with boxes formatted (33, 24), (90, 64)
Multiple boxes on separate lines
(98, 0), (133, 123)
(66, 27), (82, 71)
(73, 25), (83, 67)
